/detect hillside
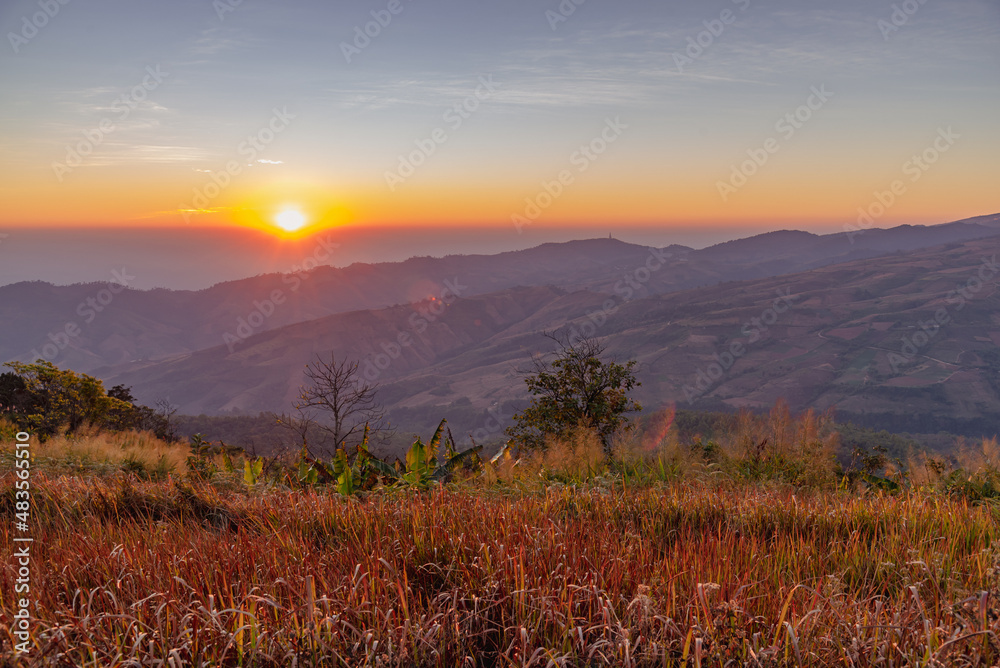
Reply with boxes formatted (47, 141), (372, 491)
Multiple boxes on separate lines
(104, 234), (1000, 441)
(103, 285), (580, 415)
(4, 215), (998, 374)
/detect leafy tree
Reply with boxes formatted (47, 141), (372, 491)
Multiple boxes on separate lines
(108, 384), (135, 403)
(103, 392), (176, 441)
(2, 361), (124, 438)
(0, 372), (34, 416)
(1, 362), (176, 441)
(506, 334), (641, 457)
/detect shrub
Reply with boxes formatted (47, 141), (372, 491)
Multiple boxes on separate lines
(506, 334), (641, 457)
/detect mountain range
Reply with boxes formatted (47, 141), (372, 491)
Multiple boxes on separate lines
(4, 212), (1000, 443)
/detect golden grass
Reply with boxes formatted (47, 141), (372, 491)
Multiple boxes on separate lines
(536, 425), (606, 480)
(484, 426), (607, 485)
(0, 424), (188, 476)
(612, 402), (840, 489)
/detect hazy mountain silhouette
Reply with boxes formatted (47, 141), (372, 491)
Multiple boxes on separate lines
(94, 229), (1000, 441)
(3, 214), (998, 376)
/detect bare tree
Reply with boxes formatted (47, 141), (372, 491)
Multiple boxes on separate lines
(276, 407), (321, 452)
(295, 354), (389, 455)
(154, 397), (179, 442)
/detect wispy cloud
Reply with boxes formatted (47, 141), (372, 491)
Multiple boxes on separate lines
(79, 144), (213, 167)
(188, 27), (261, 56)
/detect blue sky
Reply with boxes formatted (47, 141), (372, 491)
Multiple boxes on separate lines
(0, 0), (997, 286)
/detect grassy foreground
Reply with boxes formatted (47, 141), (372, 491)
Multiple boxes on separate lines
(3, 470), (1000, 666)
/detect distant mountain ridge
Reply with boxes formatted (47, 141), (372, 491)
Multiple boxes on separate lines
(3, 214), (998, 376)
(93, 228), (1000, 442)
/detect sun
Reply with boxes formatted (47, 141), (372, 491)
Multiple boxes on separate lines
(275, 208), (307, 232)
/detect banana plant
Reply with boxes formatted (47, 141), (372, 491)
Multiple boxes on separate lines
(297, 457), (319, 485)
(295, 420), (480, 493)
(331, 448), (356, 496)
(188, 434), (238, 478)
(297, 425), (371, 495)
(219, 448), (236, 474)
(371, 419), (482, 489)
(243, 457), (264, 485)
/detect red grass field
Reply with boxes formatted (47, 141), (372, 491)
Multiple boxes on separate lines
(3, 471), (1000, 666)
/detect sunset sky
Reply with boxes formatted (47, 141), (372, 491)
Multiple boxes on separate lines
(0, 0), (998, 250)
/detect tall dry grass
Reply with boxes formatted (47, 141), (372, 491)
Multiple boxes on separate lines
(0, 424), (187, 478)
(904, 435), (1000, 501)
(483, 425), (607, 486)
(613, 402), (840, 488)
(3, 473), (1000, 666)
(7, 405), (1000, 664)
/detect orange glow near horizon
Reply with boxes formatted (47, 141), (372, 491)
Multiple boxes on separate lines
(228, 205), (347, 239)
(0, 159), (995, 232)
(1, 1), (996, 238)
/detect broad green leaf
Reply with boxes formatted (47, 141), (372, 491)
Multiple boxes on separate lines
(432, 446), (483, 481)
(244, 457), (263, 485)
(406, 438), (428, 477)
(332, 449), (349, 477)
(427, 419), (446, 468)
(298, 461), (318, 485)
(366, 454), (401, 482)
(336, 467), (354, 495)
